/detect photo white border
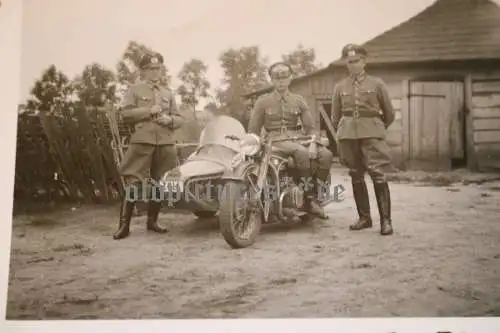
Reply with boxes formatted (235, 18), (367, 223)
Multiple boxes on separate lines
(1, 0), (499, 332)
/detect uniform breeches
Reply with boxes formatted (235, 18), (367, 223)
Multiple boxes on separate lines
(119, 143), (178, 185)
(272, 141), (311, 171)
(338, 138), (392, 184)
(310, 145), (334, 186)
(315, 146), (334, 173)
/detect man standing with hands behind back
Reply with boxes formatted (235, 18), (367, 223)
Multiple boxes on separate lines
(113, 52), (185, 240)
(331, 44), (395, 236)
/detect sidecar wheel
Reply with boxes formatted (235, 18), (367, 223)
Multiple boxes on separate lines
(193, 210), (217, 219)
(218, 181), (262, 249)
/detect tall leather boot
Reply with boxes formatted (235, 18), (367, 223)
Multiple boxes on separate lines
(146, 201), (168, 233)
(374, 182), (393, 236)
(349, 180), (373, 230)
(294, 168), (318, 218)
(290, 168), (308, 214)
(306, 168), (329, 220)
(113, 197), (135, 240)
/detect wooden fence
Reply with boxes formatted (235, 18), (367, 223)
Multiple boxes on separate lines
(14, 104), (201, 206)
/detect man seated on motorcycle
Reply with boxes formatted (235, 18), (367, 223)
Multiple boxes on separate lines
(247, 62), (332, 219)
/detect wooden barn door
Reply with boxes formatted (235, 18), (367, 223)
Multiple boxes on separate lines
(406, 81), (465, 170)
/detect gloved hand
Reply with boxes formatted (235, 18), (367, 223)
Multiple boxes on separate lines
(155, 114), (173, 127)
(150, 105), (162, 116)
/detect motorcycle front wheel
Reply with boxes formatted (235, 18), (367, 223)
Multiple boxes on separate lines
(218, 179), (262, 249)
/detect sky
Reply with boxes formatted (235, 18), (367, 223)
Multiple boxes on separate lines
(20, 0), (440, 105)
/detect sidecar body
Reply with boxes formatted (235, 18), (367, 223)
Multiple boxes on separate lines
(160, 115), (247, 217)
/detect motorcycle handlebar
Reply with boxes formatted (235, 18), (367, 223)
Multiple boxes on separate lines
(268, 135), (312, 143)
(224, 134), (315, 144)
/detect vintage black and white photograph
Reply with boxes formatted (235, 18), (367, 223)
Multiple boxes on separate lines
(3, 0), (500, 327)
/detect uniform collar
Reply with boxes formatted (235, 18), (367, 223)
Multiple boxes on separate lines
(273, 88), (291, 99)
(147, 80), (161, 89)
(350, 71), (367, 84)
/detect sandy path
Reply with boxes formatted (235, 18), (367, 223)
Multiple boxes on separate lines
(6, 170), (500, 319)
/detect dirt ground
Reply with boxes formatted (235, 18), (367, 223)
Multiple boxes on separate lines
(5, 168), (500, 319)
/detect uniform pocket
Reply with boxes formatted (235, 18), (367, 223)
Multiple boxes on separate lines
(371, 117), (387, 134)
(360, 88), (376, 94)
(340, 92), (351, 107)
(359, 89), (378, 105)
(289, 105), (301, 115)
(264, 107), (277, 116)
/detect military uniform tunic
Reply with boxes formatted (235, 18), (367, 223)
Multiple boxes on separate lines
(248, 90), (313, 136)
(332, 72), (394, 139)
(332, 72), (395, 183)
(248, 89), (333, 174)
(119, 81), (185, 185)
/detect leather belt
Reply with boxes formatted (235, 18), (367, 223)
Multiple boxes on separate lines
(267, 129), (301, 140)
(267, 126), (299, 134)
(342, 110), (381, 118)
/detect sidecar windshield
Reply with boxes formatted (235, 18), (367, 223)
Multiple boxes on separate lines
(198, 115), (246, 152)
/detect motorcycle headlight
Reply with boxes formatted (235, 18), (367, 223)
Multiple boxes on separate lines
(240, 133), (261, 156)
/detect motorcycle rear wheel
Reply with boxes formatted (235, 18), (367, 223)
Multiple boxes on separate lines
(218, 180), (262, 249)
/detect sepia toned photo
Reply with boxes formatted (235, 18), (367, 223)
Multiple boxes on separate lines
(3, 0), (500, 327)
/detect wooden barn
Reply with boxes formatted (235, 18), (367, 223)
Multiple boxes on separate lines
(243, 0), (500, 171)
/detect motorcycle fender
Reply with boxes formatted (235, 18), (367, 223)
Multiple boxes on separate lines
(218, 161), (258, 184)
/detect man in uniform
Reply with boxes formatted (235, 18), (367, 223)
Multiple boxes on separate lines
(331, 44), (395, 236)
(248, 62), (333, 219)
(113, 52), (185, 240)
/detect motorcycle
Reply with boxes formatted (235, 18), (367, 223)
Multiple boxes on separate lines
(160, 114), (335, 248)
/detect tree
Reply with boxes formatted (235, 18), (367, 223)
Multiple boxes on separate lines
(216, 45), (269, 127)
(73, 63), (116, 107)
(176, 58), (211, 111)
(281, 44), (322, 77)
(24, 64), (76, 114)
(115, 41), (171, 95)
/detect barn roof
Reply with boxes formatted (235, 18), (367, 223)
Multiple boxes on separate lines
(331, 0), (500, 65)
(244, 0), (500, 98)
